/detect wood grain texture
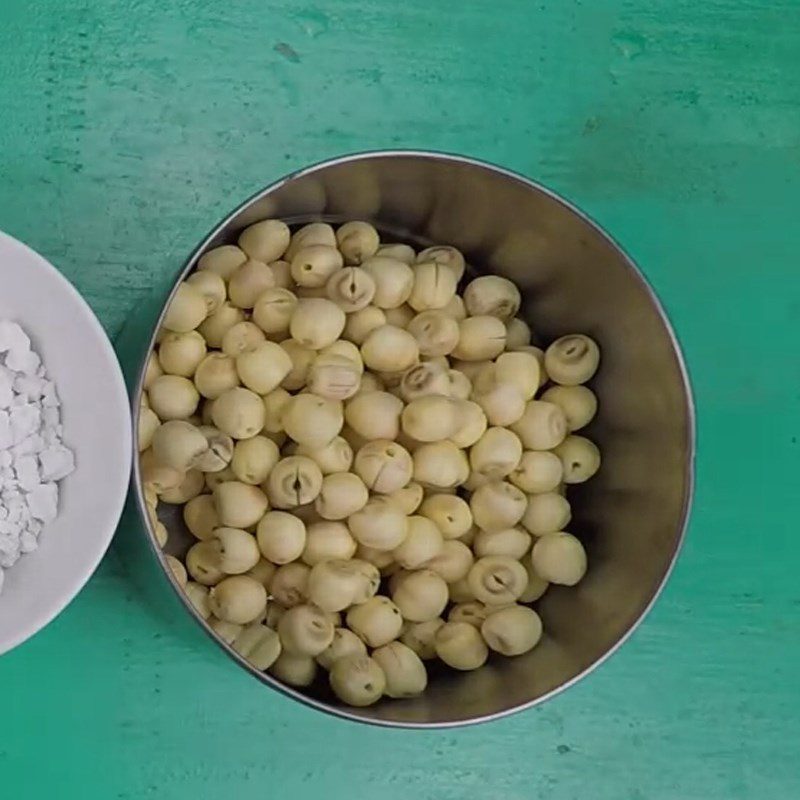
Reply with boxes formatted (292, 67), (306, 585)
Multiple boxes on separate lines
(2, 0), (800, 797)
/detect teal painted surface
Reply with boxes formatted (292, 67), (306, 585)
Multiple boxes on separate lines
(1, 0), (799, 797)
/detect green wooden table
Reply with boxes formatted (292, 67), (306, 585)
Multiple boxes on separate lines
(2, 0), (798, 797)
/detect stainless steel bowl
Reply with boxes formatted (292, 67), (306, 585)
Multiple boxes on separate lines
(132, 151), (695, 727)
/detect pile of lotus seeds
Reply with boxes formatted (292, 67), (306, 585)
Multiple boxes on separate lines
(137, 218), (601, 707)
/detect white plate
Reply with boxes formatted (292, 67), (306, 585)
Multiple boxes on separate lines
(0, 231), (131, 655)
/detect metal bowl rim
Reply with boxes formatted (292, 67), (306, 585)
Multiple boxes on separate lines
(131, 148), (696, 729)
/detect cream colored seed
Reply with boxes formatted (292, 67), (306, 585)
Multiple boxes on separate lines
(151, 420), (208, 471)
(347, 499), (408, 550)
(183, 494), (219, 540)
(165, 554), (188, 588)
(221, 321), (266, 357)
(186, 541), (225, 585)
(399, 361), (451, 402)
(406, 311), (459, 357)
(361, 325), (419, 373)
(505, 317), (531, 349)
(449, 400), (487, 448)
(159, 469), (205, 504)
(211, 387), (266, 439)
(184, 581), (212, 619)
(376, 243), (416, 264)
(247, 559), (277, 588)
(531, 532), (587, 586)
(231, 436), (279, 485)
(204, 465), (236, 491)
(269, 562), (310, 608)
(231, 623), (282, 670)
(279, 339), (316, 391)
(285, 222), (336, 260)
(138, 407), (160, 452)
(315, 472), (368, 520)
(448, 576), (474, 603)
(469, 427), (523, 480)
(194, 426), (234, 473)
(541, 384), (597, 432)
(383, 304), (415, 328)
(238, 219), (290, 263)
(256, 511), (306, 564)
(408, 261), (458, 311)
(262, 388), (292, 434)
(401, 395), (461, 443)
(451, 316), (507, 361)
(418, 494), (472, 539)
(163, 282), (208, 333)
(252, 287), (298, 337)
(194, 353), (239, 399)
(470, 480), (527, 532)
(209, 617), (242, 645)
(307, 353), (361, 401)
(448, 601), (497, 628)
(302, 521), (356, 566)
(412, 441), (469, 490)
(197, 244), (247, 280)
(392, 569), (449, 622)
(552, 435), (601, 483)
(140, 449), (184, 493)
(143, 352), (162, 390)
(290, 244), (343, 288)
(346, 596), (404, 648)
(228, 259), (276, 309)
(494, 351), (540, 401)
(329, 654), (386, 706)
(416, 245), (466, 283)
(148, 375), (200, 421)
(355, 543), (395, 569)
(392, 515), (444, 569)
(197, 302), (246, 348)
(271, 651), (318, 687)
(372, 641), (428, 698)
(278, 604), (335, 656)
(289, 298), (346, 350)
(210, 527), (261, 574)
(186, 270), (226, 314)
(518, 558), (549, 602)
(283, 394), (343, 450)
(354, 440), (413, 494)
(434, 621), (488, 671)
(510, 400), (568, 451)
(296, 436), (353, 475)
(423, 539), (475, 583)
(266, 456), (323, 508)
(509, 450), (563, 494)
(481, 605), (543, 656)
(317, 628), (368, 670)
(360, 257), (414, 309)
(473, 527), (532, 559)
(400, 618), (444, 660)
(326, 266), (376, 312)
(467, 556), (528, 605)
(336, 221), (380, 265)
(342, 305), (387, 345)
(544, 334), (600, 385)
(307, 560), (373, 613)
(158, 330), (207, 377)
(344, 389), (404, 441)
(214, 481), (269, 528)
(382, 481), (424, 515)
(236, 341), (293, 395)
(463, 275), (521, 320)
(521, 491), (572, 536)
